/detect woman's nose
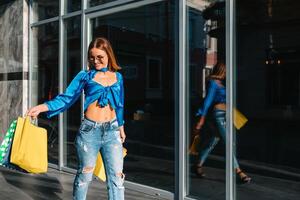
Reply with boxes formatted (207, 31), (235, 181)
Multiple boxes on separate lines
(93, 59), (100, 64)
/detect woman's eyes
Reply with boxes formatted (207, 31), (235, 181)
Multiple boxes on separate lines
(89, 56), (104, 61)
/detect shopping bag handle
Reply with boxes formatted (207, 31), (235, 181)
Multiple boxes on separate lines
(23, 115), (38, 125)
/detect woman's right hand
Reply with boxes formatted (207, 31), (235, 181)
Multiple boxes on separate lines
(192, 127), (201, 138)
(195, 122), (202, 131)
(26, 104), (49, 118)
(193, 116), (205, 135)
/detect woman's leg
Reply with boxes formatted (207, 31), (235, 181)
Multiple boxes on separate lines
(73, 121), (101, 200)
(198, 136), (220, 166)
(214, 110), (239, 169)
(195, 134), (220, 177)
(101, 120), (125, 200)
(215, 110), (251, 183)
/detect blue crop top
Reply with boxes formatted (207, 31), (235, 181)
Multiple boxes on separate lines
(196, 79), (226, 116)
(44, 69), (125, 127)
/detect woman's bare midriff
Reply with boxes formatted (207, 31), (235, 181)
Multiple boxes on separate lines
(214, 103), (226, 111)
(84, 71), (117, 122)
(85, 101), (116, 122)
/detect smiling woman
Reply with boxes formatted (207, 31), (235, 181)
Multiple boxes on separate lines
(87, 38), (121, 71)
(27, 37), (126, 200)
(88, 48), (108, 67)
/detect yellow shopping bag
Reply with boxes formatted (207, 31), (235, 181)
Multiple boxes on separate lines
(93, 148), (127, 182)
(233, 108), (248, 130)
(189, 135), (200, 155)
(10, 117), (48, 173)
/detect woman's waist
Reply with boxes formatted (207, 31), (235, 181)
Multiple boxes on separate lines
(85, 102), (116, 123)
(214, 103), (226, 111)
(213, 103), (226, 117)
(82, 116), (117, 129)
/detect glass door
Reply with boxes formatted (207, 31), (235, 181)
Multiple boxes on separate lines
(186, 0), (227, 199)
(87, 0), (176, 196)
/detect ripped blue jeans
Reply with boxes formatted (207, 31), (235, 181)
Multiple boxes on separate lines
(73, 117), (124, 200)
(198, 109), (240, 169)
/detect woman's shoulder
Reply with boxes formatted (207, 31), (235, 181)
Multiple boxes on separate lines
(78, 69), (89, 74)
(73, 69), (92, 81)
(208, 79), (218, 86)
(209, 79), (224, 88)
(73, 70), (88, 77)
(115, 71), (124, 80)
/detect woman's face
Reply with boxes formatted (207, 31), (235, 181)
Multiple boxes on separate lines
(89, 48), (109, 69)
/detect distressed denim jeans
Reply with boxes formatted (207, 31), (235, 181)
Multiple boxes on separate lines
(73, 117), (124, 200)
(198, 109), (240, 169)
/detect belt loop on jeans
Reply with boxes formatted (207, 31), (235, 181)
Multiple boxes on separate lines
(93, 121), (97, 128)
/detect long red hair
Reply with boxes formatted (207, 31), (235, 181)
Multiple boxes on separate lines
(87, 37), (121, 71)
(210, 61), (226, 80)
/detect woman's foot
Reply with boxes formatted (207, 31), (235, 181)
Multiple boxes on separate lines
(195, 165), (206, 178)
(237, 170), (251, 184)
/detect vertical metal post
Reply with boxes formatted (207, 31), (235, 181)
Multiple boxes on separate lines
(177, 0), (186, 199)
(58, 0), (65, 170)
(82, 0), (87, 71)
(226, 0), (236, 200)
(81, 0), (87, 117)
(28, 0), (32, 108)
(23, 0), (29, 116)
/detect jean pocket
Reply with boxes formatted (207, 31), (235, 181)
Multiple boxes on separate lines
(114, 130), (122, 143)
(109, 120), (119, 131)
(79, 123), (93, 133)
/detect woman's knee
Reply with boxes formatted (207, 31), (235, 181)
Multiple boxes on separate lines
(74, 166), (95, 187)
(111, 172), (125, 189)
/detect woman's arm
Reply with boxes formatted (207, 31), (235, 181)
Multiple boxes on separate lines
(116, 72), (126, 143)
(27, 104), (49, 118)
(195, 116), (206, 130)
(196, 80), (218, 117)
(27, 70), (88, 118)
(195, 80), (218, 130)
(119, 125), (126, 143)
(115, 72), (125, 126)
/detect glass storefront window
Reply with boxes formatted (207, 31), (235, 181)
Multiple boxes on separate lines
(88, 0), (119, 7)
(63, 16), (82, 168)
(31, 22), (59, 164)
(90, 0), (175, 192)
(32, 0), (59, 22)
(235, 0), (300, 199)
(66, 0), (81, 13)
(27, 0), (300, 199)
(186, 1), (228, 199)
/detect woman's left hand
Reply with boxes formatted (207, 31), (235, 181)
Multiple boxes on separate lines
(119, 126), (126, 143)
(120, 131), (126, 143)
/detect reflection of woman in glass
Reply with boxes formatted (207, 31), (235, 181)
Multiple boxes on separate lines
(194, 61), (251, 183)
(27, 37), (126, 199)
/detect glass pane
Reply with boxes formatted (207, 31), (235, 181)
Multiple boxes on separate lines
(31, 22), (59, 164)
(90, 1), (175, 192)
(66, 0), (81, 13)
(32, 0), (59, 22)
(187, 0), (227, 199)
(235, 0), (300, 199)
(63, 16), (82, 168)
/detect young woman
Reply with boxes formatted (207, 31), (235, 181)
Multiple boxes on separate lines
(194, 61), (251, 183)
(27, 37), (126, 199)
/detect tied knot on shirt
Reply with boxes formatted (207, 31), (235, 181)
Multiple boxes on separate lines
(97, 86), (115, 108)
